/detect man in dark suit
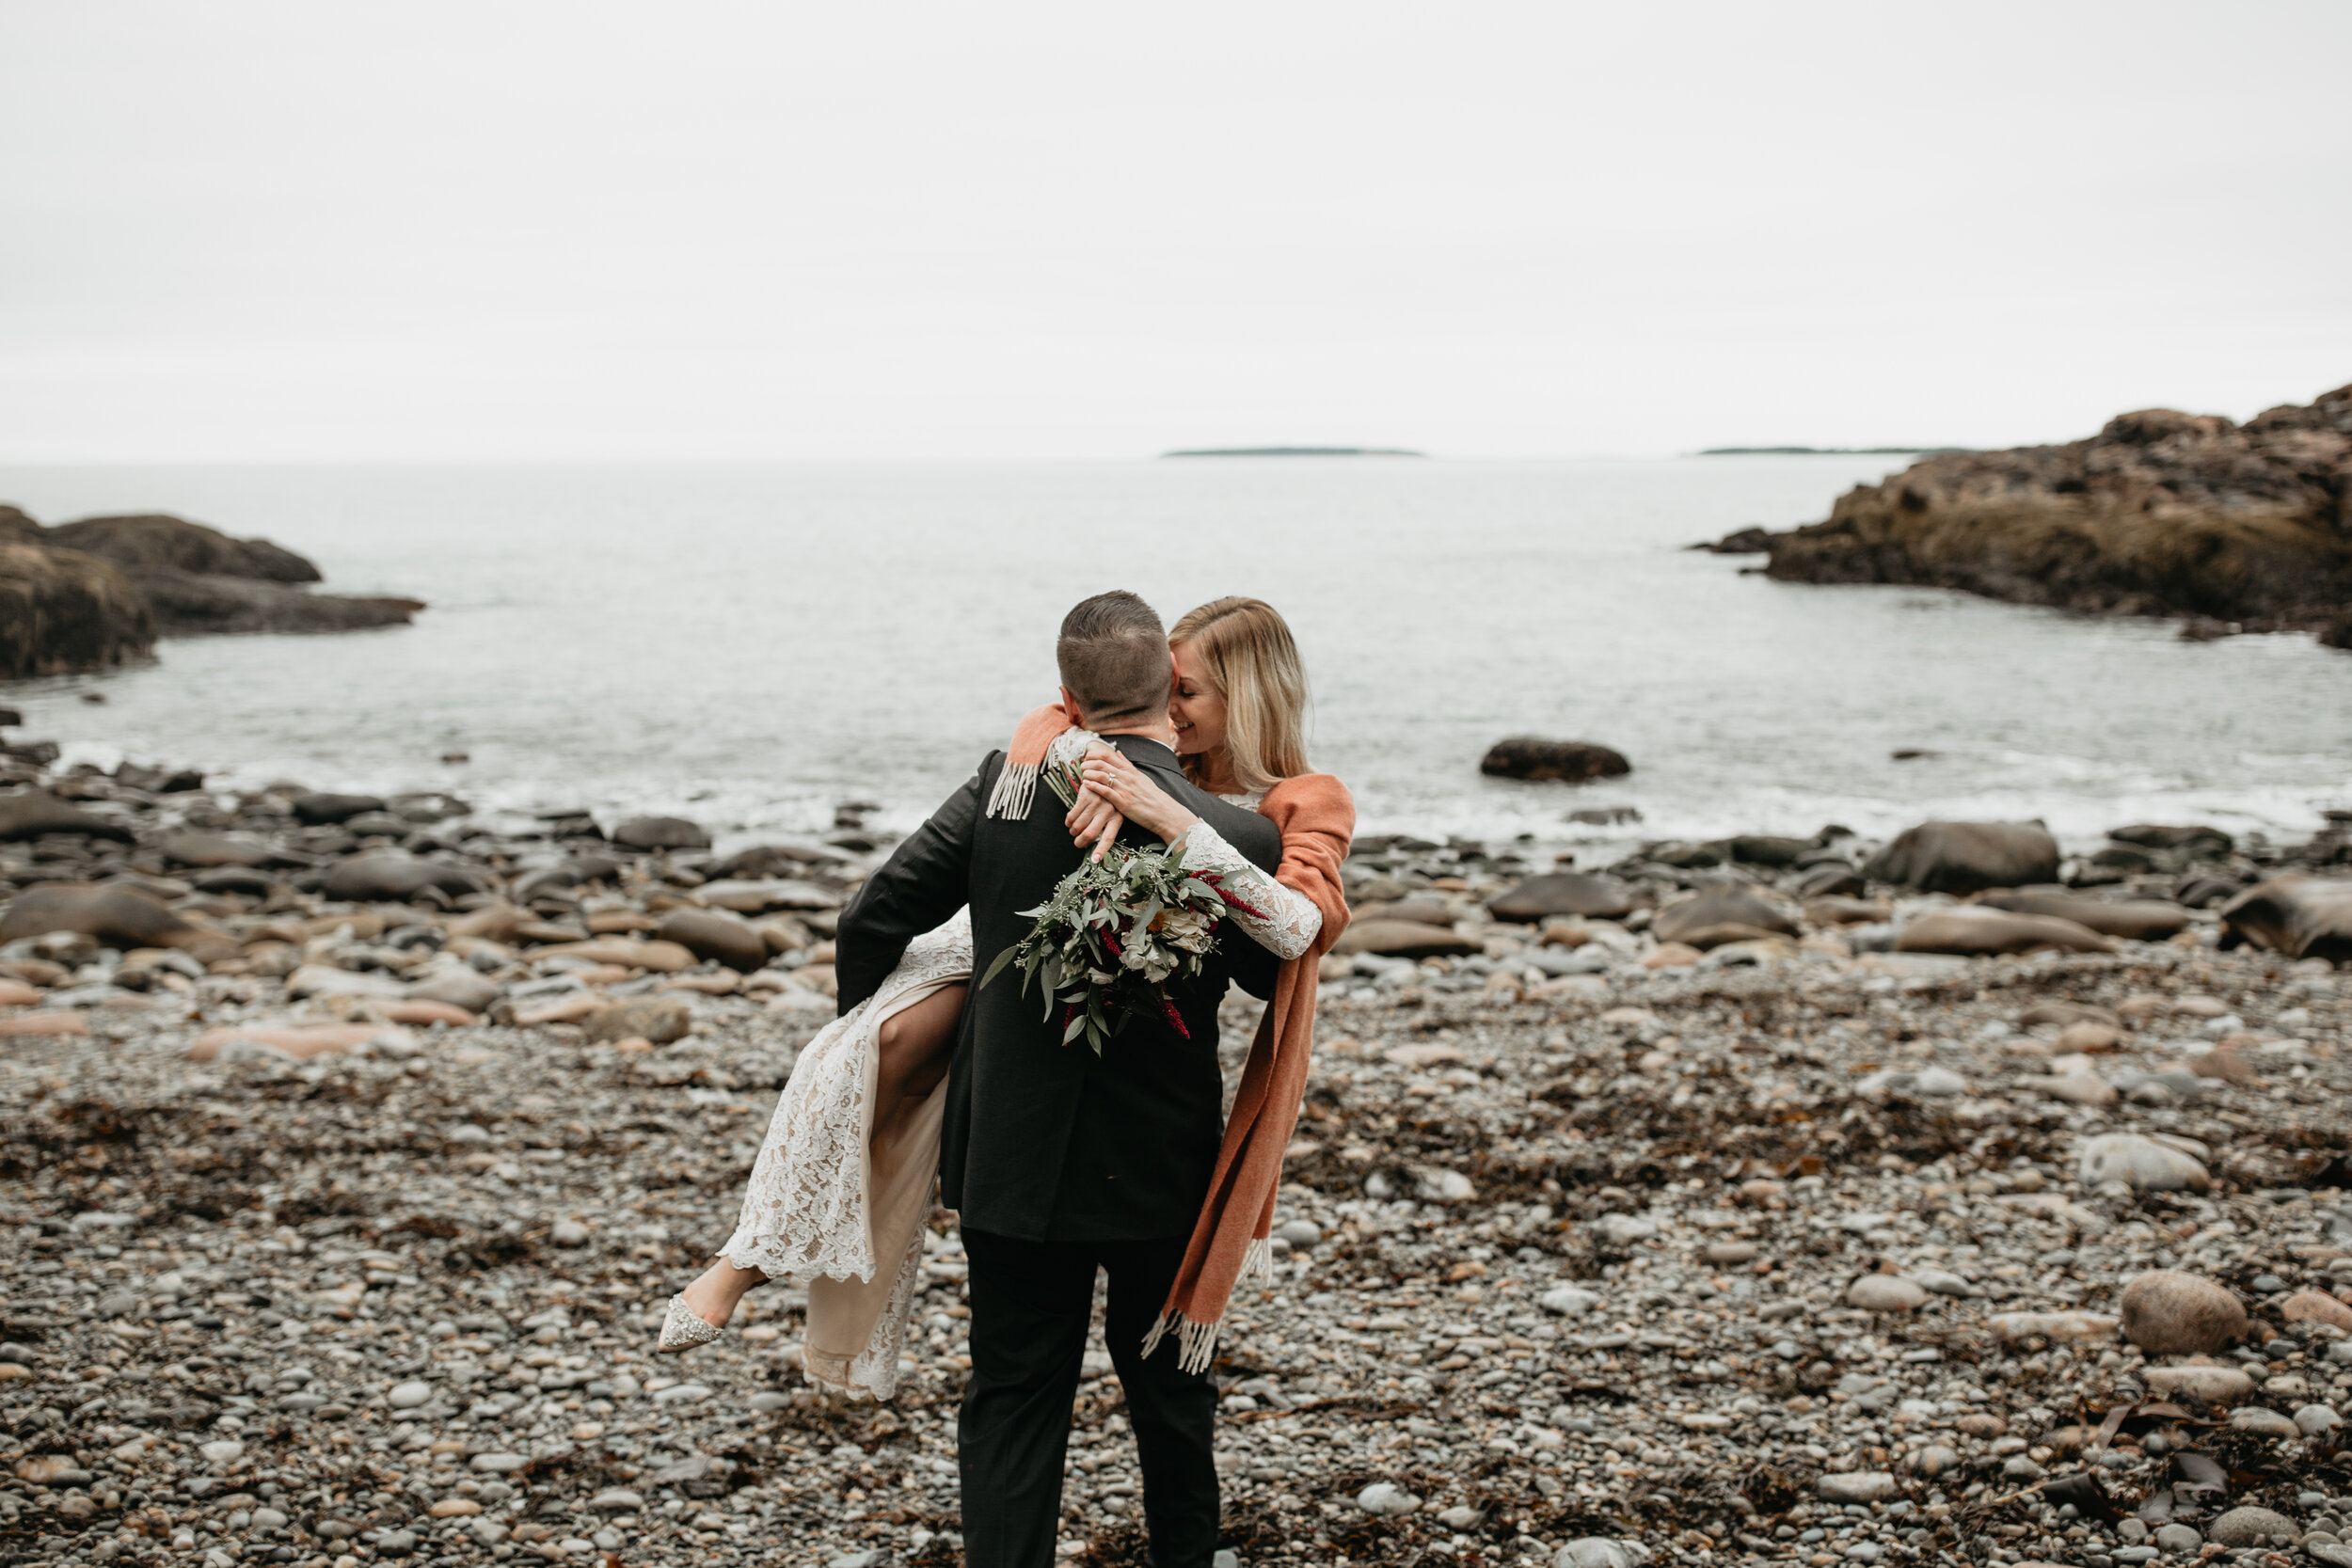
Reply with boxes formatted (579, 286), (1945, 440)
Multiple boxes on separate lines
(835, 590), (1283, 1568)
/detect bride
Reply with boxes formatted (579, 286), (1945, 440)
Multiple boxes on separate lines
(657, 596), (1354, 1399)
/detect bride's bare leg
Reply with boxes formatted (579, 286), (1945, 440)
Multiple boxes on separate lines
(674, 984), (963, 1334)
(872, 983), (965, 1146)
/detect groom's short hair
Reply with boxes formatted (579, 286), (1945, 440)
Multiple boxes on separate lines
(1057, 591), (1170, 727)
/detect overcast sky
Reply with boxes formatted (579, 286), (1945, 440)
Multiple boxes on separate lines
(2, 2), (2346, 461)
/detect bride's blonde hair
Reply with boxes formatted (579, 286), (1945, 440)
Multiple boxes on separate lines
(1168, 597), (1311, 794)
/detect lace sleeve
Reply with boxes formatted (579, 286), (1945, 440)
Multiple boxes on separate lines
(1178, 820), (1324, 960)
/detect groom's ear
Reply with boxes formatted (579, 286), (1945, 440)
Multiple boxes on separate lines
(1056, 687), (1088, 729)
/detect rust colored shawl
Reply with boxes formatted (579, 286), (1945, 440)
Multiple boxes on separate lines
(1142, 771), (1354, 1372)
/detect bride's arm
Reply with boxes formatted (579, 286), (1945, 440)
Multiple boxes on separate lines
(1070, 746), (1324, 961)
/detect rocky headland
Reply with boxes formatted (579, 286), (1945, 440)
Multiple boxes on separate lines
(0, 739), (2348, 1568)
(0, 510), (423, 679)
(1728, 384), (2352, 646)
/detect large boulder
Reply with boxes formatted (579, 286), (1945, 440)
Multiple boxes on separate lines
(1486, 873), (1633, 923)
(656, 908), (768, 973)
(612, 816), (711, 851)
(315, 852), (486, 902)
(1760, 384), (2352, 632)
(1478, 738), (1630, 784)
(1863, 821), (2060, 894)
(0, 542), (155, 678)
(1650, 887), (1799, 950)
(40, 513), (418, 636)
(2218, 873), (2352, 964)
(0, 792), (136, 843)
(1977, 890), (2189, 941)
(1895, 906), (2115, 956)
(0, 883), (234, 959)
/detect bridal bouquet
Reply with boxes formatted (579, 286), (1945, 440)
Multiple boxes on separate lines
(977, 765), (1263, 1054)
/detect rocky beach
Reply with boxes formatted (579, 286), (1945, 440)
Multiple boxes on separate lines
(0, 735), (2347, 1568)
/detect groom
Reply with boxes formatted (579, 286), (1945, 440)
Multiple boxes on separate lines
(835, 590), (1284, 1568)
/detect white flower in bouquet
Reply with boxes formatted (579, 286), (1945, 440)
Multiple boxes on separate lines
(1152, 905), (1216, 954)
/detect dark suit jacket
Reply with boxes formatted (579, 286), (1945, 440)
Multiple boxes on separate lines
(835, 735), (1282, 1242)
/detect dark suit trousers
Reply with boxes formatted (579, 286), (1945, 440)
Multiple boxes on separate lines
(960, 1228), (1219, 1568)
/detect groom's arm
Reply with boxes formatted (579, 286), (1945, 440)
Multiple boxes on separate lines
(834, 758), (985, 1014)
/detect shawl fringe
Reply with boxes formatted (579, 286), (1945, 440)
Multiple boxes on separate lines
(1145, 772), (1354, 1367)
(984, 704), (1079, 819)
(1138, 1307), (1226, 1377)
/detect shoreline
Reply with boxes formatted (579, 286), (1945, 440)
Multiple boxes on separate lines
(0, 748), (2347, 1567)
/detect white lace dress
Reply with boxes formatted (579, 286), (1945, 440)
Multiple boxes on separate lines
(719, 797), (1322, 1401)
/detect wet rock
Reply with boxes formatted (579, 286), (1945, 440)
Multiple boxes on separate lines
(2076, 1133), (2211, 1192)
(2121, 1271), (2247, 1354)
(0, 791), (136, 842)
(1486, 873), (1633, 923)
(0, 881), (234, 958)
(1862, 820), (2061, 894)
(695, 878), (838, 913)
(612, 816), (711, 850)
(1649, 886), (1799, 950)
(657, 907), (769, 973)
(317, 851), (485, 902)
(292, 791), (388, 826)
(2219, 873), (2352, 964)
(1977, 890), (2190, 941)
(1896, 906), (2115, 956)
(586, 994), (693, 1044)
(1477, 737), (1630, 784)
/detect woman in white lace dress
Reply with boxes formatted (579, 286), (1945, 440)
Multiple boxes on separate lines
(659, 597), (1327, 1401)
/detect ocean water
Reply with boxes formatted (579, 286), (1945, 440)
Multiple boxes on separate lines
(1, 459), (2346, 860)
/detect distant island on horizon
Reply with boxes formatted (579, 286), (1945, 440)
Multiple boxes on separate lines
(1697, 444), (1963, 456)
(1159, 445), (1426, 459)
